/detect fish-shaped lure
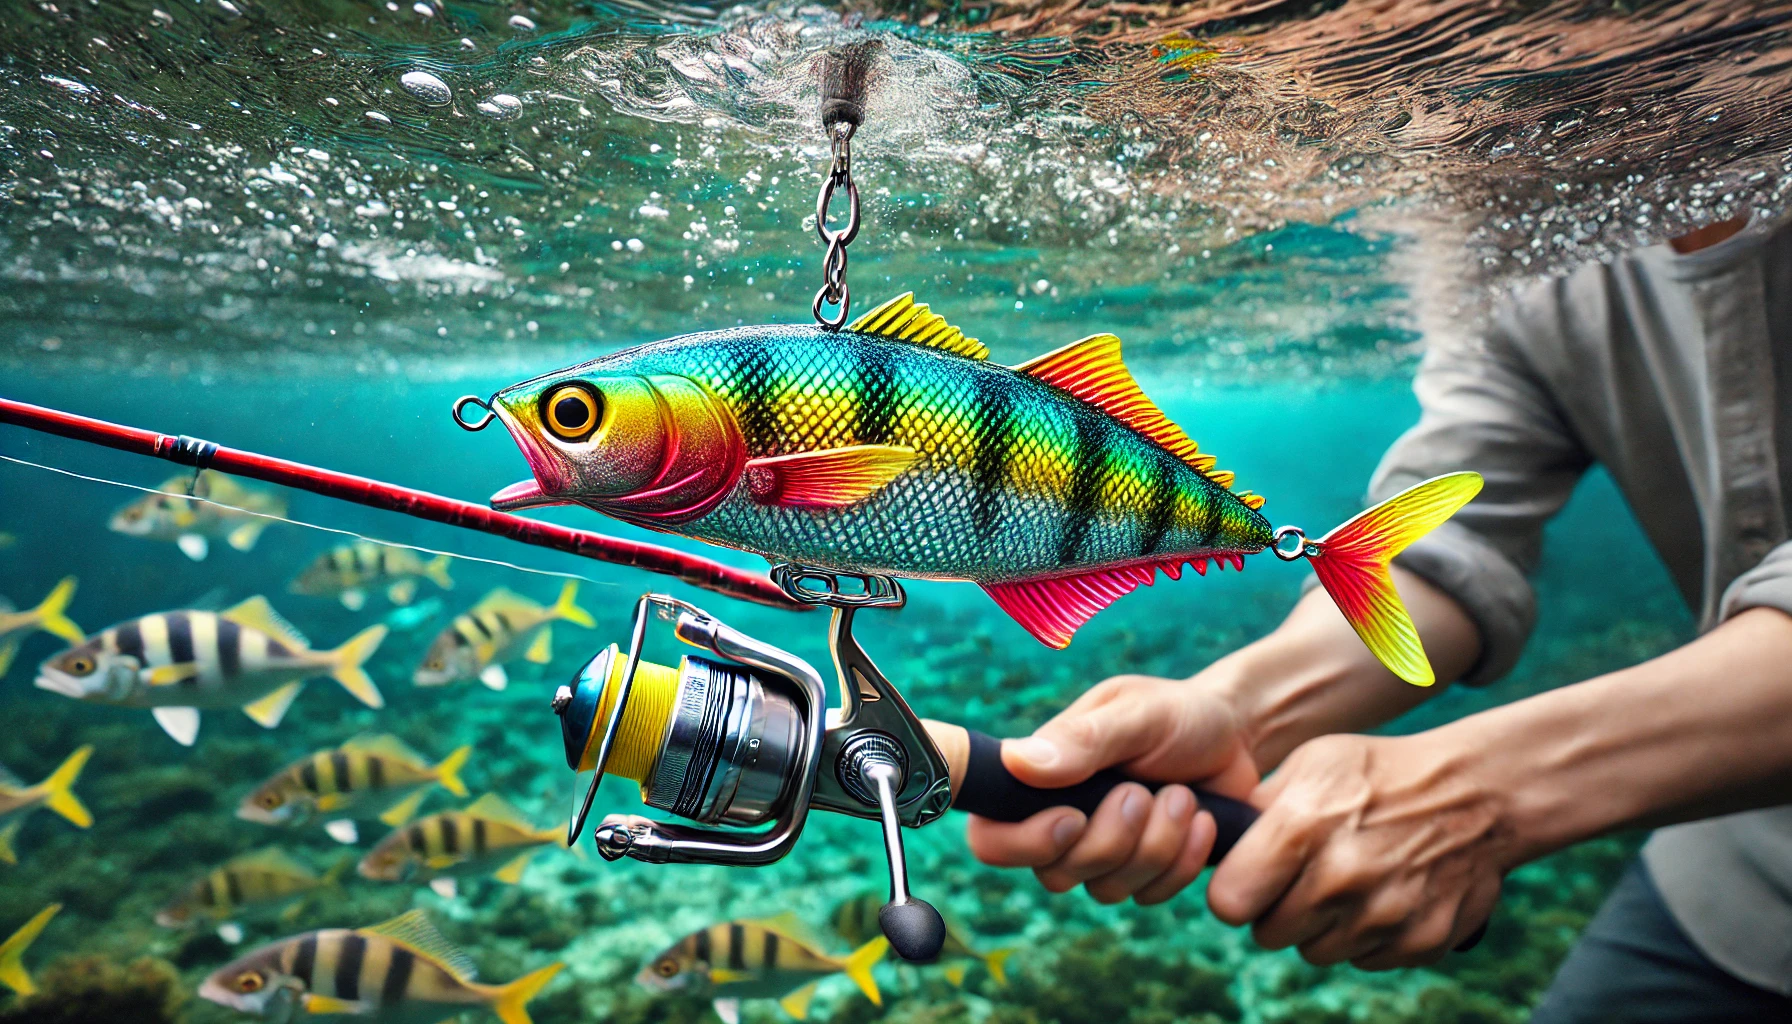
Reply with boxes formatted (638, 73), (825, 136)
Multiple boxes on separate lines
(413, 582), (594, 691)
(640, 912), (887, 1024)
(34, 597), (387, 746)
(0, 746), (92, 866)
(0, 905), (60, 997)
(0, 577), (84, 679)
(831, 891), (1011, 987)
(198, 909), (563, 1023)
(109, 471), (286, 562)
(357, 794), (566, 889)
(290, 541), (455, 612)
(484, 293), (1481, 685)
(239, 735), (471, 835)
(155, 848), (343, 928)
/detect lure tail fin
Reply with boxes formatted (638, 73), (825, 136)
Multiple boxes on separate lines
(32, 577), (84, 645)
(0, 904), (60, 997)
(433, 745), (472, 798)
(35, 745), (93, 829)
(487, 961), (564, 1024)
(1306, 472), (1483, 687)
(328, 625), (388, 708)
(425, 555), (455, 590)
(551, 581), (595, 629)
(841, 936), (889, 1006)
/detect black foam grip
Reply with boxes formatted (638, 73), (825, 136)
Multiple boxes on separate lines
(952, 729), (1257, 864)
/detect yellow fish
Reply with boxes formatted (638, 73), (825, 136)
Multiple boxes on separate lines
(640, 912), (887, 1024)
(413, 582), (593, 691)
(0, 577), (83, 678)
(238, 734), (471, 833)
(290, 541), (454, 611)
(109, 471), (286, 561)
(357, 794), (568, 891)
(155, 848), (344, 928)
(199, 909), (563, 1023)
(0, 746), (92, 866)
(0, 905), (60, 997)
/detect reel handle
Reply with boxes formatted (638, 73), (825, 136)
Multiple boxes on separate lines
(949, 728), (1257, 864)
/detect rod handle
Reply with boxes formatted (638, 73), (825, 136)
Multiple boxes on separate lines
(950, 729), (1256, 865)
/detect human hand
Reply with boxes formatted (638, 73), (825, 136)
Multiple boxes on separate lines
(1207, 732), (1508, 969)
(964, 672), (1261, 904)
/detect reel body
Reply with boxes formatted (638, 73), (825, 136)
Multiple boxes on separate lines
(554, 569), (953, 960)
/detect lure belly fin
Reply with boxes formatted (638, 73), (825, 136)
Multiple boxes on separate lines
(982, 557), (1216, 649)
(1306, 472), (1484, 687)
(745, 446), (919, 509)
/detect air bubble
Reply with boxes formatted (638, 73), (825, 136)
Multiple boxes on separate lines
(476, 94), (522, 121)
(509, 15), (536, 32)
(400, 70), (453, 107)
(364, 110), (392, 126)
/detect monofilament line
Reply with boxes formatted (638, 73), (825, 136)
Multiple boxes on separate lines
(0, 453), (615, 588)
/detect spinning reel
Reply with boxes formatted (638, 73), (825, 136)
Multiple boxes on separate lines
(552, 567), (1261, 964)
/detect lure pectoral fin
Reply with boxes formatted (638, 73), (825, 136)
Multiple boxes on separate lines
(1304, 471), (1484, 686)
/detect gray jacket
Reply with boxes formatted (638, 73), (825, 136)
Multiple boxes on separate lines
(1371, 215), (1792, 992)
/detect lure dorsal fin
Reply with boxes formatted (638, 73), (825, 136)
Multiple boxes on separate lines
(359, 909), (478, 981)
(461, 793), (536, 829)
(849, 293), (989, 361)
(220, 596), (310, 650)
(1012, 333), (1248, 496)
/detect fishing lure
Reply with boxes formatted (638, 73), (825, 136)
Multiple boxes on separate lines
(483, 293), (1481, 684)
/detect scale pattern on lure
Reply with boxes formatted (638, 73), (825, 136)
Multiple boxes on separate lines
(487, 293), (1481, 684)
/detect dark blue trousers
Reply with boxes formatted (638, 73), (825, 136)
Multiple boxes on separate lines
(1530, 858), (1792, 1023)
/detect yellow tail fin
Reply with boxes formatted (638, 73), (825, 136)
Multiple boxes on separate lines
(1307, 472), (1483, 686)
(32, 577), (84, 645)
(983, 948), (1014, 986)
(425, 555), (455, 590)
(488, 962), (564, 1024)
(840, 936), (888, 1006)
(35, 746), (92, 829)
(551, 581), (595, 629)
(0, 904), (60, 997)
(328, 625), (388, 708)
(433, 745), (472, 798)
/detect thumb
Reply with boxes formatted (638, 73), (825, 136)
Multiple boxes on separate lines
(1001, 690), (1172, 789)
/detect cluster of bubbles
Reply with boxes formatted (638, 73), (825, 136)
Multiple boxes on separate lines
(0, 0), (1787, 377)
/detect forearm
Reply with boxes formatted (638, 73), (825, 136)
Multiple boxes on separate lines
(1208, 567), (1483, 771)
(1435, 606), (1792, 865)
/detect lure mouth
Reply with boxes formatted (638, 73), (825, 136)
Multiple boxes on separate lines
(491, 478), (571, 511)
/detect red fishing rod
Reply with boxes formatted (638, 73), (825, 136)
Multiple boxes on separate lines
(0, 397), (805, 611)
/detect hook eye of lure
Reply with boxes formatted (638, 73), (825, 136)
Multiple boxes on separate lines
(452, 395), (496, 432)
(541, 384), (602, 442)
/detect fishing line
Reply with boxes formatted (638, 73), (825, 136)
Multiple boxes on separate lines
(0, 454), (617, 588)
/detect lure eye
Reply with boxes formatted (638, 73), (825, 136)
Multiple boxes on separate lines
(655, 958), (680, 978)
(542, 385), (600, 442)
(235, 971), (265, 993)
(65, 654), (96, 676)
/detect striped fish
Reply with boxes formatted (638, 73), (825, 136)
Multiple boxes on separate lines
(486, 292), (1481, 685)
(290, 541), (454, 611)
(0, 746), (92, 866)
(357, 794), (565, 886)
(109, 471), (286, 562)
(831, 892), (1012, 987)
(238, 735), (471, 829)
(412, 582), (593, 691)
(639, 912), (887, 1024)
(0, 905), (60, 997)
(155, 847), (340, 928)
(33, 596), (387, 746)
(198, 909), (563, 1023)
(0, 576), (84, 679)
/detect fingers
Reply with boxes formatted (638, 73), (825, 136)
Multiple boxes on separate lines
(1034, 783), (1151, 893)
(1207, 797), (1311, 927)
(1003, 675), (1244, 790)
(1084, 786), (1196, 904)
(965, 808), (1087, 869)
(1134, 799), (1218, 905)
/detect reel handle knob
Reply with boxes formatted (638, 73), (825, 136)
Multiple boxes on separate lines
(879, 898), (946, 964)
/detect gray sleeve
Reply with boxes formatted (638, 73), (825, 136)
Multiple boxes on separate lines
(1718, 541), (1792, 624)
(1360, 301), (1592, 684)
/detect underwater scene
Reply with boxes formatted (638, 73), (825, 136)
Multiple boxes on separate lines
(3, 1), (1788, 1022)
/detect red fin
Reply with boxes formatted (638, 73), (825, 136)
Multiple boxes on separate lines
(1013, 334), (1248, 499)
(983, 556), (1223, 648)
(745, 445), (919, 509)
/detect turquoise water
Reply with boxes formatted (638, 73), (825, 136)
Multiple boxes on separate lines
(0, 0), (1768, 1021)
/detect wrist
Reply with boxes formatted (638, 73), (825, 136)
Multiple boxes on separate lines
(1199, 640), (1353, 771)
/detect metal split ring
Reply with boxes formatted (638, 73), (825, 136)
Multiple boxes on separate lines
(1272, 525), (1320, 561)
(452, 395), (496, 432)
